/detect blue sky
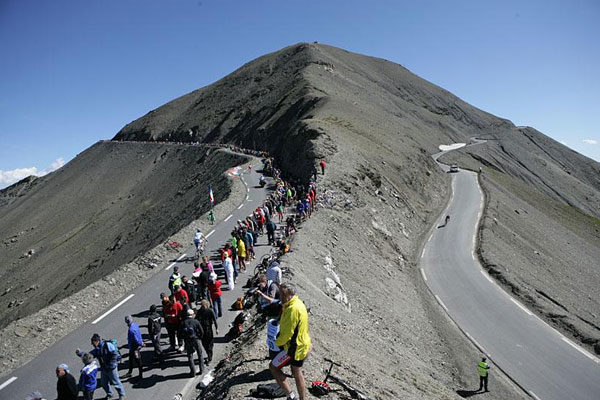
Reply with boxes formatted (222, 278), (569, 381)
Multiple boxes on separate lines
(0, 0), (598, 187)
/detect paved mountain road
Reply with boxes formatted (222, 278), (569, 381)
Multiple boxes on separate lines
(420, 143), (600, 400)
(0, 160), (275, 400)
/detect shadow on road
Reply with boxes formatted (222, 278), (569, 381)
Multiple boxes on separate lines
(456, 388), (483, 398)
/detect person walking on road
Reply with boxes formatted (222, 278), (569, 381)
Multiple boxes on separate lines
(319, 160), (326, 175)
(196, 299), (219, 365)
(208, 275), (223, 318)
(77, 333), (126, 400)
(124, 315), (144, 380)
(147, 304), (164, 366)
(163, 295), (183, 351)
(478, 357), (490, 392)
(55, 363), (78, 400)
(269, 283), (311, 400)
(78, 353), (99, 400)
(182, 309), (204, 377)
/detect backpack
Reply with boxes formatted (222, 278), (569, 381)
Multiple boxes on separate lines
(100, 340), (121, 367)
(249, 383), (287, 398)
(183, 324), (197, 340)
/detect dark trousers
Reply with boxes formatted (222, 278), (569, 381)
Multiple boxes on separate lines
(166, 322), (179, 348)
(151, 331), (163, 361)
(82, 390), (95, 400)
(128, 348), (143, 377)
(185, 338), (203, 375)
(267, 230), (275, 245)
(479, 375), (488, 391)
(201, 335), (214, 362)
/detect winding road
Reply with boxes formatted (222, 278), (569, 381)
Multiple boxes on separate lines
(0, 159), (275, 400)
(420, 141), (600, 400)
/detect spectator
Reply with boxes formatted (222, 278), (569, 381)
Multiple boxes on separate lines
(222, 253), (234, 290)
(266, 318), (282, 360)
(124, 315), (143, 379)
(237, 234), (247, 272)
(147, 304), (164, 366)
(174, 284), (189, 304)
(266, 260), (282, 286)
(266, 218), (277, 245)
(181, 309), (204, 377)
(55, 363), (77, 400)
(163, 295), (183, 351)
(77, 333), (125, 400)
(319, 160), (326, 175)
(182, 275), (196, 305)
(78, 353), (99, 400)
(208, 275), (223, 318)
(256, 274), (280, 315)
(169, 266), (182, 293)
(196, 299), (219, 365)
(269, 283), (311, 400)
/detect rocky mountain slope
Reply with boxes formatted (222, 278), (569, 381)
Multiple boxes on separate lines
(0, 142), (248, 329)
(439, 129), (600, 355)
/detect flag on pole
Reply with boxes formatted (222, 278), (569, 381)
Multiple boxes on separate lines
(208, 185), (214, 206)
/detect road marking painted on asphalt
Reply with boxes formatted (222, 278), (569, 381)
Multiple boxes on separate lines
(224, 214), (232, 222)
(246, 195), (250, 200)
(92, 294), (135, 324)
(465, 332), (486, 353)
(561, 337), (599, 363)
(206, 230), (215, 238)
(247, 187), (250, 193)
(420, 268), (427, 281)
(480, 270), (494, 283)
(237, 204), (243, 209)
(529, 390), (542, 400)
(0, 377), (17, 390)
(421, 247), (426, 258)
(472, 252), (476, 261)
(164, 254), (186, 270)
(509, 297), (533, 316)
(434, 295), (448, 312)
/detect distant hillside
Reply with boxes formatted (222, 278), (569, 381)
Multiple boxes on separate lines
(0, 142), (248, 328)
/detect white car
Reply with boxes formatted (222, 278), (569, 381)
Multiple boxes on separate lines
(449, 164), (459, 173)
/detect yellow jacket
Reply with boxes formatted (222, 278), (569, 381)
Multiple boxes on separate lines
(237, 240), (246, 258)
(275, 295), (311, 360)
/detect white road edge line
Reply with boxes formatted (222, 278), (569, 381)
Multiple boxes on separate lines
(420, 268), (427, 281)
(206, 230), (215, 238)
(509, 297), (533, 316)
(434, 295), (448, 312)
(246, 195), (250, 201)
(224, 214), (232, 222)
(176, 253), (186, 261)
(421, 247), (426, 258)
(92, 294), (135, 324)
(246, 188), (249, 193)
(0, 376), (17, 391)
(480, 270), (493, 283)
(529, 390), (542, 400)
(465, 332), (486, 353)
(561, 337), (599, 363)
(237, 204), (243, 209)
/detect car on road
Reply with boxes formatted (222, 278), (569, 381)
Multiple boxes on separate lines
(449, 164), (459, 173)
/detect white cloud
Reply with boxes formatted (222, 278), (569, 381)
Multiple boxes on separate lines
(0, 157), (65, 188)
(583, 139), (597, 145)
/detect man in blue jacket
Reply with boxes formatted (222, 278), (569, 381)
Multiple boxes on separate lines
(124, 315), (144, 380)
(77, 333), (125, 399)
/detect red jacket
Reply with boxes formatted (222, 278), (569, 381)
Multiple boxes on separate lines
(208, 280), (222, 299)
(174, 288), (189, 304)
(163, 301), (183, 324)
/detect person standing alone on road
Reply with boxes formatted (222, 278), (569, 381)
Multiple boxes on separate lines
(196, 299), (219, 365)
(478, 357), (490, 392)
(124, 315), (143, 380)
(319, 160), (326, 175)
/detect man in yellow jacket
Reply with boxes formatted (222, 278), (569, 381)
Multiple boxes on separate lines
(269, 283), (311, 400)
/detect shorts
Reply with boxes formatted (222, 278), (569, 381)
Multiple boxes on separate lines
(271, 350), (304, 368)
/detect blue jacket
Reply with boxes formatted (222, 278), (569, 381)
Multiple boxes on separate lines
(79, 360), (99, 391)
(90, 340), (120, 370)
(127, 322), (143, 350)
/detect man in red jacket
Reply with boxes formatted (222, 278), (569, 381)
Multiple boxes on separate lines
(163, 295), (183, 351)
(319, 160), (326, 175)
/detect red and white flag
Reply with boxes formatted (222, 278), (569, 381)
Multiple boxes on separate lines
(208, 185), (214, 205)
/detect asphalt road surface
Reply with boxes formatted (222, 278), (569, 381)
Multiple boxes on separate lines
(420, 143), (600, 400)
(0, 160), (278, 400)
